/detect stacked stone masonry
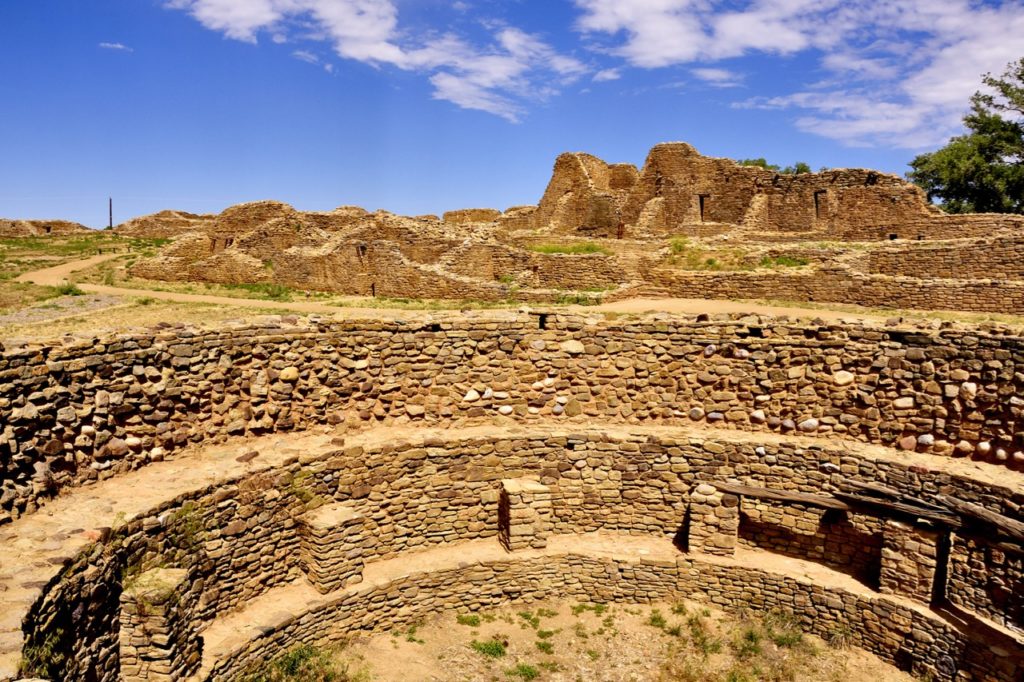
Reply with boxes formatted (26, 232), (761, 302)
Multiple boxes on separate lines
(498, 478), (553, 551)
(7, 312), (1024, 523)
(687, 483), (739, 555)
(5, 422), (1023, 682)
(298, 502), (366, 593)
(879, 520), (941, 604)
(737, 501), (882, 582)
(118, 568), (201, 682)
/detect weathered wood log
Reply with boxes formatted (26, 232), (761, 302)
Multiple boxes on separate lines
(833, 491), (961, 527)
(939, 495), (1024, 544)
(839, 479), (949, 514)
(710, 482), (851, 511)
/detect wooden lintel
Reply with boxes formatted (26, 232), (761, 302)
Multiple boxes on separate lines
(940, 495), (1024, 544)
(710, 481), (851, 511)
(833, 491), (961, 527)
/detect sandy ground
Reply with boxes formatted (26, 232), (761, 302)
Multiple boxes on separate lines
(338, 598), (916, 682)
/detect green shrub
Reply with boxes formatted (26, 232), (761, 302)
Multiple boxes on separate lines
(505, 663), (540, 680)
(240, 644), (351, 682)
(471, 638), (507, 658)
(456, 614), (481, 627)
(53, 281), (85, 296)
(535, 640), (554, 654)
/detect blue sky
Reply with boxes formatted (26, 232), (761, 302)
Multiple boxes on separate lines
(2, 0), (1023, 228)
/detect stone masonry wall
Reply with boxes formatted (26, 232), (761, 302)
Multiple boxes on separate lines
(206, 553), (1022, 682)
(6, 313), (1024, 522)
(866, 237), (1024, 280)
(11, 428), (1024, 682)
(738, 502), (883, 583)
(650, 264), (1024, 314)
(948, 534), (1024, 632)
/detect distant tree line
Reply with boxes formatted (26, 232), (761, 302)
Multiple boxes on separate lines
(737, 158), (814, 174)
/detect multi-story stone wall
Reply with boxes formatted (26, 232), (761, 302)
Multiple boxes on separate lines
(6, 312), (1024, 522)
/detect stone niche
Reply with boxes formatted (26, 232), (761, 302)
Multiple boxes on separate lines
(499, 478), (553, 551)
(118, 568), (201, 682)
(688, 483), (740, 556)
(298, 502), (366, 594)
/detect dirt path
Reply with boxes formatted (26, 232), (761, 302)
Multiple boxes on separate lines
(13, 253), (121, 285)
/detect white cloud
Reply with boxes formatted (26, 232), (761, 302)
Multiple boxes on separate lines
(574, 0), (1024, 147)
(691, 67), (741, 88)
(99, 42), (133, 52)
(593, 68), (621, 82)
(165, 0), (585, 122)
(291, 49), (319, 64)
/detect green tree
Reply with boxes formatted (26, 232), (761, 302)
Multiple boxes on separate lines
(737, 158), (812, 174)
(908, 57), (1024, 214)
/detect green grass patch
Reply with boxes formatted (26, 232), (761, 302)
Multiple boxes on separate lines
(239, 644), (354, 682)
(221, 282), (294, 301)
(470, 638), (507, 658)
(758, 255), (810, 268)
(505, 663), (540, 681)
(456, 614), (481, 627)
(52, 281), (85, 296)
(527, 241), (611, 255)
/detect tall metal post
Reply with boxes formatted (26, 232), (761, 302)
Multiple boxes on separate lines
(109, 197), (113, 229)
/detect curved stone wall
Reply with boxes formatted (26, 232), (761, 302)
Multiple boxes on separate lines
(6, 426), (1023, 681)
(4, 312), (1024, 522)
(203, 552), (1021, 682)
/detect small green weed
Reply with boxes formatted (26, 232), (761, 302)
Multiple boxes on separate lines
(471, 638), (507, 658)
(456, 614), (481, 627)
(505, 663), (540, 681)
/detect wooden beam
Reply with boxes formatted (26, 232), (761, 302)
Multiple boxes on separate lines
(710, 482), (851, 511)
(939, 495), (1024, 544)
(839, 479), (950, 514)
(833, 491), (961, 526)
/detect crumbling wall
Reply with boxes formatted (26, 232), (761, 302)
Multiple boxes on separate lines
(0, 219), (92, 237)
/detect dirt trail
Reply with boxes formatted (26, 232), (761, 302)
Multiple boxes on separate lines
(13, 253), (121, 284)
(10, 255), (899, 321)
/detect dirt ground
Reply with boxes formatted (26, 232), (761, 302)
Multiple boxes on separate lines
(335, 599), (916, 682)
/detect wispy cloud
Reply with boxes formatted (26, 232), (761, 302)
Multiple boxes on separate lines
(574, 0), (1024, 147)
(291, 49), (319, 64)
(691, 67), (742, 88)
(165, 0), (585, 122)
(99, 42), (133, 52)
(593, 68), (620, 82)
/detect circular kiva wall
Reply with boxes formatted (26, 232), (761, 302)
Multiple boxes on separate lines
(2, 425), (1022, 682)
(4, 312), (1024, 521)
(0, 313), (1022, 682)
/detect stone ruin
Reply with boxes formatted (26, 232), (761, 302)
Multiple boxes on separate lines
(114, 141), (1024, 315)
(0, 311), (1021, 681)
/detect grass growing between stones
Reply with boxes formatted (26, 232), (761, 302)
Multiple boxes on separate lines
(240, 644), (363, 682)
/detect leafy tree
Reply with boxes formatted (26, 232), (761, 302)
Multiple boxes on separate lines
(908, 57), (1024, 214)
(737, 158), (812, 174)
